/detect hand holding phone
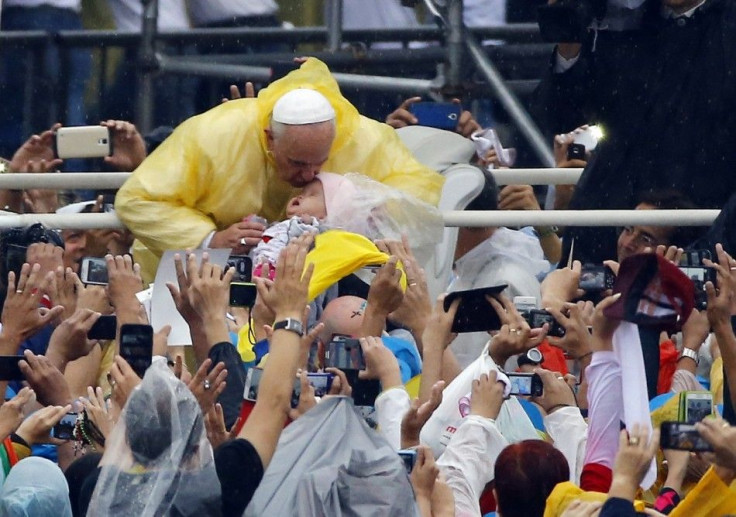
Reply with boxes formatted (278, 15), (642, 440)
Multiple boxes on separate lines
(507, 372), (544, 397)
(80, 257), (109, 285)
(661, 421), (713, 452)
(51, 412), (79, 441)
(443, 285), (507, 333)
(53, 126), (112, 159)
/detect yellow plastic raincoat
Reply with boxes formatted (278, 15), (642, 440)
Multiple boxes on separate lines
(115, 58), (444, 281)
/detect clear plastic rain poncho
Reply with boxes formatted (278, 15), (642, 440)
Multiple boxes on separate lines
(0, 457), (72, 517)
(86, 361), (221, 516)
(322, 172), (444, 264)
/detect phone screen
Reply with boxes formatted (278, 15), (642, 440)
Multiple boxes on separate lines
(507, 373), (543, 397)
(326, 337), (365, 370)
(0, 356), (24, 381)
(244, 368), (263, 402)
(52, 412), (78, 441)
(227, 255), (253, 282)
(87, 315), (117, 341)
(81, 257), (109, 285)
(119, 324), (153, 379)
(661, 421), (712, 452)
(681, 392), (713, 424)
(229, 282), (257, 307)
(307, 373), (334, 397)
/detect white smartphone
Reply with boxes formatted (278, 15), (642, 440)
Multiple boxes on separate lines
(54, 126), (112, 159)
(572, 125), (603, 152)
(79, 257), (109, 285)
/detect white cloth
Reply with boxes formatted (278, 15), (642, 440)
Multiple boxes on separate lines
(5, 0), (80, 11)
(374, 387), (411, 451)
(464, 0), (506, 28)
(544, 406), (588, 484)
(187, 0), (278, 26)
(583, 351), (622, 470)
(341, 0), (424, 50)
(251, 216), (321, 268)
(449, 227), (547, 368)
(613, 322), (656, 489)
(107, 0), (190, 32)
(436, 415), (509, 517)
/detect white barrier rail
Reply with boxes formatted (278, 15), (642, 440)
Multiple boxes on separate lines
(0, 172), (718, 229)
(0, 169), (585, 189)
(0, 210), (718, 230)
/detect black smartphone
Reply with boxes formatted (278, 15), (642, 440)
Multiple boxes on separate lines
(0, 356), (24, 381)
(526, 309), (566, 338)
(119, 324), (153, 379)
(660, 421), (713, 452)
(566, 142), (587, 161)
(51, 412), (78, 441)
(410, 102), (462, 131)
(679, 250), (717, 311)
(443, 285), (507, 333)
(507, 372), (544, 397)
(398, 449), (417, 474)
(79, 256), (109, 285)
(87, 314), (117, 340)
(226, 254), (253, 282)
(229, 282), (257, 307)
(579, 264), (615, 292)
(326, 336), (365, 370)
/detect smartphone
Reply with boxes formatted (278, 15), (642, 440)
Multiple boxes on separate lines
(226, 254), (253, 283)
(229, 282), (257, 307)
(101, 193), (116, 213)
(307, 372), (334, 397)
(326, 335), (365, 370)
(79, 257), (109, 286)
(119, 324), (153, 379)
(0, 356), (24, 381)
(507, 372), (544, 397)
(410, 102), (462, 131)
(244, 367), (263, 402)
(51, 412), (78, 441)
(526, 309), (566, 338)
(660, 421), (713, 452)
(513, 296), (537, 316)
(572, 125), (603, 152)
(443, 284), (507, 333)
(579, 264), (615, 292)
(566, 142), (587, 161)
(87, 314), (117, 340)
(398, 449), (417, 474)
(678, 250), (716, 311)
(53, 126), (112, 159)
(679, 391), (713, 424)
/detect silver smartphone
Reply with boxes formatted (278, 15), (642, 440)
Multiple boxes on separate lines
(79, 256), (108, 285)
(54, 126), (112, 159)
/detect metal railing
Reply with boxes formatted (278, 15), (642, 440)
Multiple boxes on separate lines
(0, 172), (719, 229)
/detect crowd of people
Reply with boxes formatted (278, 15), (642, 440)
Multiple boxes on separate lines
(0, 0), (736, 514)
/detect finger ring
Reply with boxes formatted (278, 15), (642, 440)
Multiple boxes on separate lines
(15, 290), (22, 294)
(509, 328), (518, 333)
(557, 376), (564, 381)
(203, 379), (212, 390)
(408, 282), (417, 287)
(110, 379), (117, 389)
(730, 267), (736, 271)
(239, 238), (247, 246)
(628, 437), (640, 446)
(722, 422), (730, 428)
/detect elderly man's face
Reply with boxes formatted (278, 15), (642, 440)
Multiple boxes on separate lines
(266, 122), (335, 187)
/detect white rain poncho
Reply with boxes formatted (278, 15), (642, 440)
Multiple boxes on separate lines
(86, 361), (221, 516)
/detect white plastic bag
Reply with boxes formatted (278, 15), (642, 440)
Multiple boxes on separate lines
(420, 339), (540, 459)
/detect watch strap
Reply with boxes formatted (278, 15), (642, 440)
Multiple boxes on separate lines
(272, 317), (304, 337)
(679, 347), (699, 365)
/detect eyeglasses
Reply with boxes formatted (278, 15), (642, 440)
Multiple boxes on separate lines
(618, 226), (659, 248)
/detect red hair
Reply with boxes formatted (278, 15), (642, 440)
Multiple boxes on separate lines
(494, 440), (569, 517)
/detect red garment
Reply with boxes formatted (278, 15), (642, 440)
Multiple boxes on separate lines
(580, 462), (612, 492)
(658, 339), (678, 394)
(539, 340), (569, 375)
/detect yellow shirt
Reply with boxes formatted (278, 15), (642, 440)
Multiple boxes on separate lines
(115, 58), (444, 282)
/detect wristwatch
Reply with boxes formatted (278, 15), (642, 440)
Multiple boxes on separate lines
(272, 317), (304, 337)
(679, 347), (699, 365)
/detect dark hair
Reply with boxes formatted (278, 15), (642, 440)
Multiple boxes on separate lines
(494, 440), (570, 517)
(465, 167), (498, 212)
(636, 189), (705, 248)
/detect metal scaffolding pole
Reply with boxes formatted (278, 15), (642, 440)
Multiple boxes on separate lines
(325, 0), (344, 52)
(137, 0), (159, 134)
(465, 31), (555, 167)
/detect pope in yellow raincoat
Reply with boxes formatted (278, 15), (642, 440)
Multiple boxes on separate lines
(115, 57), (444, 281)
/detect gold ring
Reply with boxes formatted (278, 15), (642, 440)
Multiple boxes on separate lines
(628, 437), (640, 446)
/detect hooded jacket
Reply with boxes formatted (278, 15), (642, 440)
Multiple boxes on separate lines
(115, 57), (444, 280)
